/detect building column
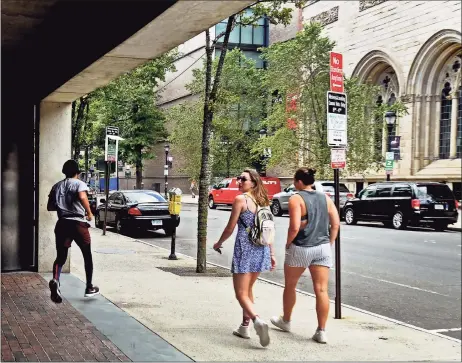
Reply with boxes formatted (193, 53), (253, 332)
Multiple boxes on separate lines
(449, 96), (458, 158)
(38, 101), (72, 273)
(432, 96), (441, 160)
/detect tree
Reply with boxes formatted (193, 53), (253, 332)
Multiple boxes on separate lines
(258, 23), (407, 179)
(89, 54), (176, 188)
(169, 49), (265, 180)
(194, 2), (306, 273)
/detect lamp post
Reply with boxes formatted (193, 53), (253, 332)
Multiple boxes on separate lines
(258, 129), (272, 177)
(385, 111), (396, 181)
(164, 143), (170, 199)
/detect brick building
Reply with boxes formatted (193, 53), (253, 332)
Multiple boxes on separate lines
(142, 0), (462, 197)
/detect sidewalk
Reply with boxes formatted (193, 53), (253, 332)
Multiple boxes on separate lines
(1, 273), (130, 362)
(69, 228), (460, 361)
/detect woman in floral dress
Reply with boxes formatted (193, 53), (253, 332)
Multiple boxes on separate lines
(213, 169), (276, 347)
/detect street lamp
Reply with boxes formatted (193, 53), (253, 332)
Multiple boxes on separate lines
(164, 143), (170, 199)
(385, 111), (396, 181)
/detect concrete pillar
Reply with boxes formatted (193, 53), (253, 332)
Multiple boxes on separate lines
(432, 96), (441, 160)
(38, 101), (72, 273)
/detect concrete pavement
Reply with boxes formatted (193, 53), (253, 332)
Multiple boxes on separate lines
(69, 228), (461, 361)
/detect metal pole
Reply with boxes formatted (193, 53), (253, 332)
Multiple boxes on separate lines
(168, 216), (178, 260)
(334, 167), (342, 319)
(103, 161), (110, 236)
(164, 150), (168, 199)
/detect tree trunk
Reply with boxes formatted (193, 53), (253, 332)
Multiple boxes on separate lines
(196, 17), (235, 273)
(71, 96), (88, 160)
(135, 146), (143, 189)
(84, 146), (89, 183)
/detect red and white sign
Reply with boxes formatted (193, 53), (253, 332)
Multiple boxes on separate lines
(331, 148), (346, 169)
(330, 52), (344, 93)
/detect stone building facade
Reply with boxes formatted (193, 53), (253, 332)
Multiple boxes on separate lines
(142, 0), (462, 197)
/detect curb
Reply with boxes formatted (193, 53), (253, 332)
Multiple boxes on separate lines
(133, 238), (461, 344)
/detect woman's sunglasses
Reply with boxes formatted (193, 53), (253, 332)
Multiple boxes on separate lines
(236, 176), (248, 182)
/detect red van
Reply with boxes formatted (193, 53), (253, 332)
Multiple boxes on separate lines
(208, 177), (281, 209)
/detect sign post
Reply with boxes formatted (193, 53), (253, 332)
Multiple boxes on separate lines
(328, 51), (345, 319)
(103, 126), (124, 235)
(385, 151), (394, 181)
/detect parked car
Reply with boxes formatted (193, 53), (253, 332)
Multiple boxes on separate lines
(343, 182), (459, 231)
(208, 177), (281, 209)
(95, 190), (179, 236)
(270, 181), (353, 216)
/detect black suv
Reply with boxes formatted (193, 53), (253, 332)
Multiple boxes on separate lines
(343, 182), (459, 231)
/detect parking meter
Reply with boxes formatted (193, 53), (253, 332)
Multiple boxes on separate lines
(168, 187), (182, 216)
(167, 188), (182, 260)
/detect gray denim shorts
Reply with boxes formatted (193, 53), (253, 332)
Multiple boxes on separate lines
(284, 243), (332, 268)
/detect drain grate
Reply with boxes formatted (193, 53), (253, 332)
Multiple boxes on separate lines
(157, 266), (231, 277)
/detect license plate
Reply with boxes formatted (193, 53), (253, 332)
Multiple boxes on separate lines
(434, 204), (444, 210)
(151, 220), (163, 226)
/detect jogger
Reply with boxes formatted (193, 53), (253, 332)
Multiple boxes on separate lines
(47, 159), (99, 303)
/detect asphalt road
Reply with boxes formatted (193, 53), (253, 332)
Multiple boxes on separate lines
(117, 205), (461, 341)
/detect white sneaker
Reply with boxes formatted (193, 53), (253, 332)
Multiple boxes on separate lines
(312, 329), (327, 344)
(253, 317), (270, 347)
(233, 324), (250, 339)
(270, 315), (291, 332)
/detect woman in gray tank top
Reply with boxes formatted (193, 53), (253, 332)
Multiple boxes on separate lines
(270, 167), (340, 344)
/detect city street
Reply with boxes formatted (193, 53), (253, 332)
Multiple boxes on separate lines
(123, 205), (461, 341)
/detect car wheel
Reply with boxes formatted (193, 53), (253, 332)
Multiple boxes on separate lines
(208, 197), (216, 209)
(433, 222), (448, 231)
(392, 211), (406, 230)
(271, 201), (283, 216)
(95, 212), (103, 229)
(344, 208), (357, 225)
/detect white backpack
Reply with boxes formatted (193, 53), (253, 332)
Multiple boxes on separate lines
(245, 195), (276, 247)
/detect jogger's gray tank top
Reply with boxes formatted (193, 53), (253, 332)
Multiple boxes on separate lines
(292, 190), (330, 247)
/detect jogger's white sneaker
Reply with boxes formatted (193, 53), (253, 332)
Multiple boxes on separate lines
(233, 324), (250, 339)
(312, 329), (327, 344)
(270, 315), (291, 332)
(253, 317), (270, 347)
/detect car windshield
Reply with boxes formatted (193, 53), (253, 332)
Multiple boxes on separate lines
(417, 185), (454, 200)
(124, 191), (166, 203)
(321, 183), (350, 193)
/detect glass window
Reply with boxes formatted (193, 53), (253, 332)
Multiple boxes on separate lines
(240, 25), (253, 44)
(439, 84), (452, 159)
(108, 193), (118, 202)
(253, 26), (265, 45)
(124, 191), (166, 203)
(218, 179), (231, 188)
(417, 185), (454, 200)
(360, 186), (377, 199)
(215, 22), (227, 42)
(457, 86), (462, 158)
(229, 26), (240, 43)
(320, 183), (350, 193)
(376, 185), (392, 197)
(113, 194), (124, 205)
(242, 50), (263, 68)
(393, 184), (412, 197)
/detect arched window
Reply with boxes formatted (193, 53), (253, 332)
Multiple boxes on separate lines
(457, 86), (462, 158)
(438, 56), (461, 159)
(439, 81), (452, 159)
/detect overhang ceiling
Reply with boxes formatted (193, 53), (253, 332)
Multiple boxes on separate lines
(2, 0), (253, 104)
